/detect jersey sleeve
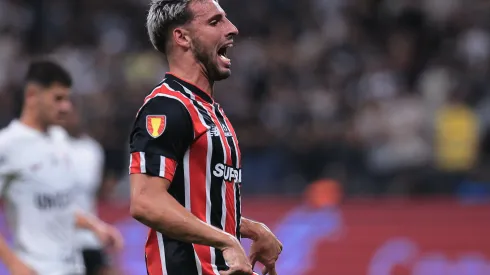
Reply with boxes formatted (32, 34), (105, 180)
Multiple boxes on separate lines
(129, 96), (194, 181)
(0, 147), (16, 196)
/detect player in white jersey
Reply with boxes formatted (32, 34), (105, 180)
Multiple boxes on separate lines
(0, 61), (123, 275)
(63, 103), (121, 275)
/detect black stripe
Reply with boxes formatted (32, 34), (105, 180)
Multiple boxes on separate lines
(168, 164), (186, 206)
(236, 185), (241, 240)
(162, 237), (199, 275)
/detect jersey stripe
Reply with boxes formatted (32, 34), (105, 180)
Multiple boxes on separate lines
(140, 152), (147, 173)
(136, 82), (165, 118)
(146, 230), (165, 275)
(219, 110), (242, 238)
(129, 152), (145, 174)
(159, 156), (177, 181)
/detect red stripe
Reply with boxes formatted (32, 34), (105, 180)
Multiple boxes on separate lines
(189, 133), (215, 274)
(202, 105), (236, 236)
(130, 152), (142, 174)
(145, 229), (164, 275)
(163, 158), (177, 181)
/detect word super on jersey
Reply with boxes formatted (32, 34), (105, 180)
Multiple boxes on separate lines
(129, 73), (242, 275)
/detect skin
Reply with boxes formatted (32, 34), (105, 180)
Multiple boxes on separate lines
(0, 81), (123, 275)
(166, 0), (238, 95)
(131, 1), (282, 275)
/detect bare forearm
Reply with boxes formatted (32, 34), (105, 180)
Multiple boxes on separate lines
(131, 191), (235, 250)
(240, 217), (271, 240)
(0, 234), (21, 268)
(75, 211), (103, 232)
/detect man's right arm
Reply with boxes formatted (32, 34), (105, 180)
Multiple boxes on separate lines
(129, 174), (239, 250)
(0, 147), (36, 274)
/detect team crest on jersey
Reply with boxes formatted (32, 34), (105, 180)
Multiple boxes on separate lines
(146, 115), (167, 138)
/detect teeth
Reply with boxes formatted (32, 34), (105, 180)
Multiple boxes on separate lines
(220, 55), (230, 62)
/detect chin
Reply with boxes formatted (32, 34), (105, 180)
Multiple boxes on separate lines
(209, 68), (231, 81)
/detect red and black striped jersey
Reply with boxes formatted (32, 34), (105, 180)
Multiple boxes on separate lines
(129, 73), (242, 275)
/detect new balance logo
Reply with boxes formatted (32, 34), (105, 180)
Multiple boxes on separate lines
(210, 125), (220, 137)
(213, 163), (241, 183)
(209, 124), (233, 137)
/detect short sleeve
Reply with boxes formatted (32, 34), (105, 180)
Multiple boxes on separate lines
(129, 96), (194, 181)
(0, 150), (16, 196)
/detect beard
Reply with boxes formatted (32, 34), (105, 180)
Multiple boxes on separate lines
(191, 37), (230, 81)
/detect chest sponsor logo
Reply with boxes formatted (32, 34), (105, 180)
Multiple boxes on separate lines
(213, 163), (241, 183)
(146, 115), (166, 138)
(35, 191), (72, 210)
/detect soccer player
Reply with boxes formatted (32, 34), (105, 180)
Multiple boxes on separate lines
(129, 1), (282, 275)
(0, 60), (122, 275)
(63, 103), (123, 275)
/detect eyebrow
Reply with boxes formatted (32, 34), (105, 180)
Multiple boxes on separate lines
(208, 13), (224, 22)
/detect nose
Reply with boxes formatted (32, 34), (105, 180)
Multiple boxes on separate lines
(226, 18), (239, 38)
(60, 99), (73, 113)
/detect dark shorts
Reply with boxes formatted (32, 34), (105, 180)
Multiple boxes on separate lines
(82, 248), (109, 275)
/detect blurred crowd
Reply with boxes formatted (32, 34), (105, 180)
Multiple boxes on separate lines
(1, 0), (490, 197)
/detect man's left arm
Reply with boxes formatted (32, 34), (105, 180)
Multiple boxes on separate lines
(240, 217), (282, 275)
(75, 211), (124, 251)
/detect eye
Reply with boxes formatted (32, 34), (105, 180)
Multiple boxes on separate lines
(209, 14), (223, 26)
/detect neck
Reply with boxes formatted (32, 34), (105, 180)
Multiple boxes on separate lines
(168, 56), (214, 96)
(19, 111), (47, 132)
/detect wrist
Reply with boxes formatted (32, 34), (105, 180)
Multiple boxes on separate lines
(241, 219), (264, 241)
(216, 232), (239, 251)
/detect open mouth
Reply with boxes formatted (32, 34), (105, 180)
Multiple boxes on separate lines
(218, 43), (232, 64)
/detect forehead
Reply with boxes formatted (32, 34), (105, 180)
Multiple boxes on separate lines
(42, 83), (70, 95)
(190, 0), (225, 19)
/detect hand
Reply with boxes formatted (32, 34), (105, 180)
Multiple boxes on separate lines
(8, 260), (37, 275)
(219, 237), (253, 275)
(248, 223), (282, 275)
(94, 223), (124, 251)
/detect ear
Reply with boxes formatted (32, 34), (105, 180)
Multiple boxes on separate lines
(24, 83), (41, 103)
(172, 27), (191, 49)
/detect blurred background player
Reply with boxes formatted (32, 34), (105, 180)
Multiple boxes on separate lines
(63, 102), (122, 275)
(0, 60), (122, 275)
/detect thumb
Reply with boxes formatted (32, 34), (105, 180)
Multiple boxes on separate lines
(262, 266), (269, 275)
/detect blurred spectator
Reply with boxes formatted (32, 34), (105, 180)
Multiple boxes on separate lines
(434, 90), (480, 193)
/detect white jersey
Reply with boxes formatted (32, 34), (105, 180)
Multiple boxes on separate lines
(69, 135), (104, 250)
(0, 121), (83, 275)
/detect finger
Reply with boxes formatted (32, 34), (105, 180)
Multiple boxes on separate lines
(219, 271), (231, 275)
(268, 266), (278, 275)
(249, 254), (257, 269)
